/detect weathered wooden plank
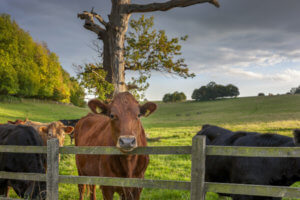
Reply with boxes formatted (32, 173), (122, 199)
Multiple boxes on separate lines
(47, 139), (59, 200)
(0, 197), (22, 200)
(1, 145), (300, 157)
(0, 145), (46, 154)
(58, 175), (191, 190)
(59, 146), (192, 155)
(205, 182), (300, 198)
(190, 135), (206, 200)
(206, 146), (300, 157)
(0, 171), (46, 181)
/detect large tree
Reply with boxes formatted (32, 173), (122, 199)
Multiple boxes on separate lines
(78, 0), (219, 94)
(76, 15), (194, 100)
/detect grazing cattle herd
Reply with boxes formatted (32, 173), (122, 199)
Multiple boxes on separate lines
(0, 91), (299, 199)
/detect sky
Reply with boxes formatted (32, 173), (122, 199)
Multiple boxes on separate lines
(1, 0), (300, 100)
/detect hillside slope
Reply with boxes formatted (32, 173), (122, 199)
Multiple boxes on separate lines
(1, 95), (299, 127)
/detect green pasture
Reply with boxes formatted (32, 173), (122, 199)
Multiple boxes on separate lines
(0, 95), (300, 199)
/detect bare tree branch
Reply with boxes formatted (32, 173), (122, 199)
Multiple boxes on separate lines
(90, 9), (108, 27)
(126, 0), (220, 13)
(77, 11), (106, 39)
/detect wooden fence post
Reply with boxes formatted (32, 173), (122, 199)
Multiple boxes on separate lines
(191, 135), (206, 200)
(47, 138), (59, 200)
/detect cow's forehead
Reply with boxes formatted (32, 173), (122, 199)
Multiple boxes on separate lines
(110, 92), (139, 111)
(48, 122), (66, 134)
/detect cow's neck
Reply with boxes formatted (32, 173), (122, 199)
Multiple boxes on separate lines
(119, 155), (138, 178)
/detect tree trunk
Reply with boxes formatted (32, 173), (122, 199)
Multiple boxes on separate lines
(102, 34), (113, 84)
(105, 0), (131, 94)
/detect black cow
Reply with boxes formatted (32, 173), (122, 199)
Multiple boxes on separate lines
(197, 125), (300, 200)
(0, 124), (46, 199)
(59, 119), (79, 144)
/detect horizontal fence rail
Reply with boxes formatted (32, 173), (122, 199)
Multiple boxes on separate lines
(59, 146), (192, 155)
(0, 135), (300, 200)
(205, 182), (300, 198)
(0, 171), (45, 182)
(1, 145), (300, 157)
(206, 146), (300, 157)
(1, 172), (300, 198)
(0, 145), (46, 154)
(59, 175), (191, 190)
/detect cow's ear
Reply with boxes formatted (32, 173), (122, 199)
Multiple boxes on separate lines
(64, 126), (74, 135)
(39, 126), (48, 134)
(293, 129), (300, 145)
(88, 99), (108, 114)
(140, 102), (157, 117)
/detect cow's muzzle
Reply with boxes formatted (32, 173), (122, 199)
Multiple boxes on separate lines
(117, 136), (137, 152)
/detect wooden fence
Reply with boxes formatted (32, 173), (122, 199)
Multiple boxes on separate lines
(0, 135), (300, 200)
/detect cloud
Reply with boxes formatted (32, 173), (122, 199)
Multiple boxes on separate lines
(220, 67), (300, 82)
(187, 47), (292, 74)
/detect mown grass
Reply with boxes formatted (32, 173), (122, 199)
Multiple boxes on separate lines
(0, 95), (299, 199)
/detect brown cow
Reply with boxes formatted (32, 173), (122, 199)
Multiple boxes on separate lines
(8, 119), (74, 146)
(75, 92), (157, 200)
(7, 119), (27, 125)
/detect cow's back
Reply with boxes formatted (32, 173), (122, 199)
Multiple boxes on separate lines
(231, 133), (299, 186)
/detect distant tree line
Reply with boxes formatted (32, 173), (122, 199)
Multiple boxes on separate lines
(289, 85), (300, 95)
(163, 91), (187, 103)
(192, 82), (239, 101)
(258, 85), (300, 97)
(0, 14), (85, 106)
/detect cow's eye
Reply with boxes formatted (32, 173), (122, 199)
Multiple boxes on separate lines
(110, 114), (115, 119)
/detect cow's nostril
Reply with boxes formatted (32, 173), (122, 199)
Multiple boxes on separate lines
(119, 138), (125, 145)
(131, 139), (136, 145)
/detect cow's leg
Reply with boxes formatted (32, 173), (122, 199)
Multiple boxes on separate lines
(101, 186), (114, 200)
(120, 187), (141, 200)
(89, 185), (96, 200)
(78, 184), (86, 200)
(131, 187), (142, 200)
(5, 187), (9, 197)
(0, 180), (8, 197)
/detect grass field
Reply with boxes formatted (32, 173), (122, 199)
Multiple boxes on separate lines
(0, 95), (300, 199)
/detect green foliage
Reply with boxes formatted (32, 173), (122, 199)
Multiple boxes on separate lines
(290, 85), (300, 94)
(80, 15), (194, 100)
(125, 15), (194, 98)
(0, 64), (19, 95)
(163, 91), (187, 103)
(0, 14), (85, 105)
(76, 63), (114, 101)
(69, 77), (86, 107)
(192, 82), (239, 101)
(258, 93), (265, 96)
